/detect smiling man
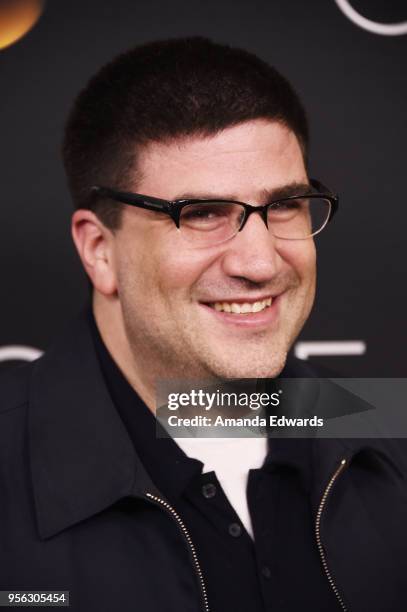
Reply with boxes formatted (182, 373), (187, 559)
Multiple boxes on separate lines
(75, 119), (317, 404)
(1, 37), (407, 612)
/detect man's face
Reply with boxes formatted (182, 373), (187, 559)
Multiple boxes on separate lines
(112, 119), (316, 379)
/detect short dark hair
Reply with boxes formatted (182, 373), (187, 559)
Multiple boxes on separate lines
(62, 36), (309, 229)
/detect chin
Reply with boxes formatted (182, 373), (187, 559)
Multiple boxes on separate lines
(208, 350), (288, 380)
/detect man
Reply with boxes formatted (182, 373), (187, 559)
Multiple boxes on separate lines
(1, 37), (406, 612)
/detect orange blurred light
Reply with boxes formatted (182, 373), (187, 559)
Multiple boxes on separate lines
(0, 0), (44, 50)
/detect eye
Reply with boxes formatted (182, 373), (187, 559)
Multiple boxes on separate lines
(182, 204), (231, 221)
(179, 202), (243, 237)
(269, 200), (302, 211)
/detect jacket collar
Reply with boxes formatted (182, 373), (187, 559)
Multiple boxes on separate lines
(28, 309), (162, 540)
(269, 365), (406, 508)
(265, 431), (403, 510)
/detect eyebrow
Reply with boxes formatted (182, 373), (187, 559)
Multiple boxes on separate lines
(171, 181), (312, 203)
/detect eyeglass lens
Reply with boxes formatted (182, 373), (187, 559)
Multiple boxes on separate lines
(179, 197), (332, 246)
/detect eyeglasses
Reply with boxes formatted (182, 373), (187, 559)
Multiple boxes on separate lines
(90, 178), (338, 248)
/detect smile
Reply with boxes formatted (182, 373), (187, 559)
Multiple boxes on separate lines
(207, 297), (273, 314)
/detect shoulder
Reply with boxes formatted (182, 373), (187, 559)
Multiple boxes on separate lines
(0, 363), (34, 460)
(0, 361), (33, 416)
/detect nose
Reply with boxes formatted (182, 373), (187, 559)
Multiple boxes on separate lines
(220, 211), (282, 284)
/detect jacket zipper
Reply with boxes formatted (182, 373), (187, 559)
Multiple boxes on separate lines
(315, 458), (348, 611)
(145, 492), (210, 612)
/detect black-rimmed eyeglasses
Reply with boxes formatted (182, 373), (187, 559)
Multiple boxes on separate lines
(90, 178), (338, 248)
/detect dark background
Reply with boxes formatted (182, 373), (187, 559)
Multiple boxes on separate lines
(1, 0), (406, 375)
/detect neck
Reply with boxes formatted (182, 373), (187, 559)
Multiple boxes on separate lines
(92, 292), (157, 412)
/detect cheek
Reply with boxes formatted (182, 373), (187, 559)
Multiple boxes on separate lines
(116, 219), (217, 302)
(277, 240), (316, 284)
(156, 248), (217, 296)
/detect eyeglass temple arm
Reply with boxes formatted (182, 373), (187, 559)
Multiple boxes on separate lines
(90, 185), (170, 212)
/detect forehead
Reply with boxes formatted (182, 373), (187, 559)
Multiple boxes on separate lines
(134, 119), (307, 201)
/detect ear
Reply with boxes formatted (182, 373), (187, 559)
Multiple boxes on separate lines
(71, 209), (117, 296)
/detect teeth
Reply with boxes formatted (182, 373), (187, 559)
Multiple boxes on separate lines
(211, 297), (273, 314)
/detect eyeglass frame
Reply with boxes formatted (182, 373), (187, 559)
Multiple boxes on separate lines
(90, 178), (339, 239)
